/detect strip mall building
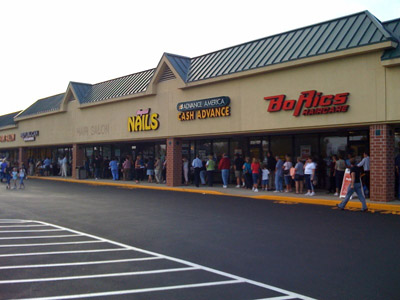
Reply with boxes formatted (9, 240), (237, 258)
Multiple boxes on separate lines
(1, 11), (399, 202)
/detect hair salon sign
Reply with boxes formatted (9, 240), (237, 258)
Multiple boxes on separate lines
(263, 90), (349, 117)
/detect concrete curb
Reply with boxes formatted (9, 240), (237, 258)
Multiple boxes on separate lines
(30, 176), (400, 213)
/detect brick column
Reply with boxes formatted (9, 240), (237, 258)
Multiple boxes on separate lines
(18, 147), (27, 168)
(370, 124), (395, 202)
(166, 138), (182, 187)
(72, 144), (85, 179)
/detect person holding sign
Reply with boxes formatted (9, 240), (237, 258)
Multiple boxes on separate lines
(337, 158), (368, 212)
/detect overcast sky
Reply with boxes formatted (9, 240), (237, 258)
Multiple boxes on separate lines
(0, 0), (399, 115)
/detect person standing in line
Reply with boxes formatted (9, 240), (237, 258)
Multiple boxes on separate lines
(5, 161), (11, 189)
(266, 152), (276, 191)
(261, 164), (270, 191)
(60, 156), (68, 178)
(337, 158), (368, 212)
(242, 157), (253, 189)
(0, 159), (5, 183)
(206, 155), (215, 187)
(19, 166), (26, 189)
(122, 157), (131, 181)
(146, 157), (154, 183)
(200, 160), (207, 185)
(304, 157), (316, 196)
(357, 151), (370, 197)
(327, 155), (336, 194)
(11, 167), (18, 189)
(109, 157), (119, 181)
(234, 154), (244, 188)
(43, 157), (51, 176)
(192, 155), (202, 187)
(251, 158), (261, 192)
(283, 154), (293, 193)
(294, 157), (304, 194)
(135, 155), (142, 183)
(154, 157), (163, 184)
(334, 155), (346, 196)
(274, 156), (284, 193)
(396, 151), (400, 199)
(182, 157), (189, 185)
(218, 153), (231, 188)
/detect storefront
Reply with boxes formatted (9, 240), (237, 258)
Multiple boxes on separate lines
(0, 11), (399, 201)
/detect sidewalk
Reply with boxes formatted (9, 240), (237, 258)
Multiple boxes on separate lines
(30, 176), (400, 214)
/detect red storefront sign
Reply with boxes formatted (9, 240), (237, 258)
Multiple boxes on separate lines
(0, 134), (16, 142)
(264, 90), (349, 117)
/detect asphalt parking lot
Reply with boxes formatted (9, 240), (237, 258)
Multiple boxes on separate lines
(0, 180), (399, 299)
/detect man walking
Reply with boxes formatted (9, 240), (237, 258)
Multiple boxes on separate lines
(192, 155), (202, 187)
(337, 158), (368, 212)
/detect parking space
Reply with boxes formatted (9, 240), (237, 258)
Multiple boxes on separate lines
(0, 219), (314, 300)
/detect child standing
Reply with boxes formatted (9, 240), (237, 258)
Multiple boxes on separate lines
(19, 167), (26, 189)
(11, 167), (18, 190)
(261, 164), (270, 191)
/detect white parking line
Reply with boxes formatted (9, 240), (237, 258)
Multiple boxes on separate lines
(17, 280), (243, 300)
(0, 225), (49, 228)
(0, 240), (103, 247)
(0, 267), (198, 284)
(0, 248), (129, 257)
(0, 229), (64, 233)
(0, 256), (162, 270)
(0, 220), (316, 300)
(0, 234), (81, 240)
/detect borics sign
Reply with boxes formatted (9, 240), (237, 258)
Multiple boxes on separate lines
(128, 108), (160, 132)
(263, 90), (349, 117)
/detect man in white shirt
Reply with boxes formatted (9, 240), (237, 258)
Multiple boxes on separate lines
(357, 152), (370, 197)
(192, 155), (202, 187)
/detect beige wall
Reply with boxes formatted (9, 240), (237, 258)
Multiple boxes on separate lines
(1, 50), (399, 150)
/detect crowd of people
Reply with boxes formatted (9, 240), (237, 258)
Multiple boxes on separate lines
(4, 148), (400, 201)
(83, 155), (167, 184)
(0, 158), (26, 189)
(185, 151), (373, 198)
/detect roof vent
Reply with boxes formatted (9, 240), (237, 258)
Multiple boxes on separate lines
(158, 65), (176, 82)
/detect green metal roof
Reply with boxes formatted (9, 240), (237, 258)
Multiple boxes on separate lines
(73, 69), (155, 105)
(382, 18), (400, 60)
(0, 111), (20, 128)
(16, 94), (65, 119)
(186, 11), (395, 82)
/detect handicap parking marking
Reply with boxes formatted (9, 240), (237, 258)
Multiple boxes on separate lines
(0, 219), (316, 300)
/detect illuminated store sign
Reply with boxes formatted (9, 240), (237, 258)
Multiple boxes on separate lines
(0, 134), (15, 142)
(177, 96), (231, 121)
(128, 108), (159, 132)
(264, 90), (349, 117)
(21, 131), (39, 142)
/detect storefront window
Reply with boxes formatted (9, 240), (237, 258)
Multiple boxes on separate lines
(155, 144), (166, 160)
(196, 140), (211, 160)
(320, 136), (347, 158)
(270, 135), (292, 159)
(230, 137), (247, 159)
(213, 139), (229, 161)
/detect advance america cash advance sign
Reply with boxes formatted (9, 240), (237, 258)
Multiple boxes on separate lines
(177, 96), (231, 121)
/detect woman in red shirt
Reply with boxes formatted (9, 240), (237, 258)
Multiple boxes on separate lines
(251, 158), (261, 192)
